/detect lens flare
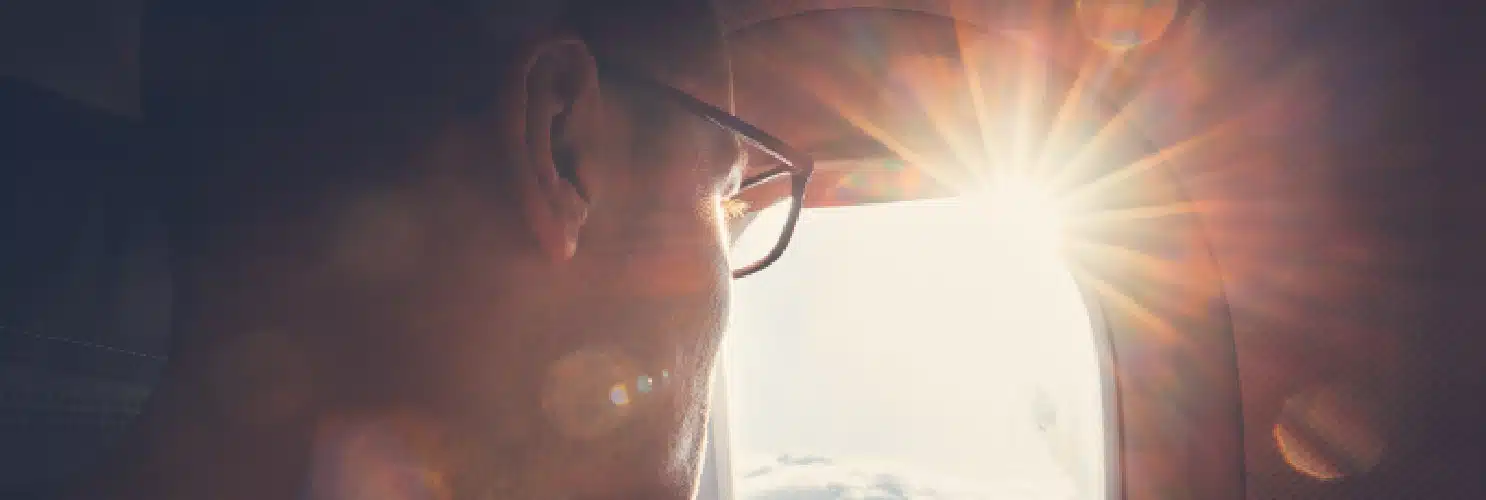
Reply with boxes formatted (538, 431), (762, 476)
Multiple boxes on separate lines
(609, 384), (631, 406)
(731, 6), (1391, 495)
(1274, 385), (1386, 481)
(541, 348), (642, 439)
(1076, 0), (1181, 51)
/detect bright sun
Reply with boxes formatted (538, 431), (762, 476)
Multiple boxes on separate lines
(974, 176), (1068, 260)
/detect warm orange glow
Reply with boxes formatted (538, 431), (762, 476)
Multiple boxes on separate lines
(732, 3), (1401, 490)
(1273, 423), (1346, 481)
(1076, 0), (1181, 51)
(1274, 386), (1387, 481)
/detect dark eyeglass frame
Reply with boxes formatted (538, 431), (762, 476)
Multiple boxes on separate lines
(595, 61), (815, 279)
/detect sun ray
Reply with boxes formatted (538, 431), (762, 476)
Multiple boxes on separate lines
(1066, 200), (1226, 225)
(952, 8), (1007, 190)
(1047, 76), (1148, 190)
(1038, 48), (1116, 177)
(1067, 240), (1196, 288)
(1067, 241), (1223, 323)
(1058, 124), (1226, 205)
(798, 77), (970, 190)
(894, 55), (986, 180)
(1013, 35), (1049, 177)
(732, 40), (971, 190)
(1071, 267), (1179, 341)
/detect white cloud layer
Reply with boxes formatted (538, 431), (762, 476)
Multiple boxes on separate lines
(735, 453), (1077, 500)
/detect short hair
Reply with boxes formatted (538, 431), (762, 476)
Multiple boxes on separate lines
(142, 0), (725, 258)
(142, 0), (724, 126)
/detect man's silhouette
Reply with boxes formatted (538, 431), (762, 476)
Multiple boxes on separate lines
(64, 1), (807, 499)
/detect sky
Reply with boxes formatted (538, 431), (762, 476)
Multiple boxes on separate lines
(720, 196), (1110, 500)
(736, 453), (1065, 500)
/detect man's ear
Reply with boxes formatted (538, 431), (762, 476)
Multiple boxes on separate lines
(514, 37), (598, 262)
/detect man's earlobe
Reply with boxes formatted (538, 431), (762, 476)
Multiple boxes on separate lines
(516, 38), (598, 262)
(549, 147), (590, 261)
(551, 112), (592, 260)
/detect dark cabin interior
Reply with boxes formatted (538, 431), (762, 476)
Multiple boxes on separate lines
(0, 14), (168, 488)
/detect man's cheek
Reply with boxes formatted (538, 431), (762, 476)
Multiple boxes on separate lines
(665, 383), (711, 491)
(611, 217), (729, 298)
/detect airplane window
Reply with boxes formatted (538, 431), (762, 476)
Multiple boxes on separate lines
(715, 181), (1113, 500)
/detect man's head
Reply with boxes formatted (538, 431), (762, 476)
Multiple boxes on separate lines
(143, 0), (750, 498)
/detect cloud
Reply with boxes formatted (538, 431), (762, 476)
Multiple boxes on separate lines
(735, 453), (1076, 500)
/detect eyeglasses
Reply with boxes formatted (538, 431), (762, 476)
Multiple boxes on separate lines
(596, 61), (814, 279)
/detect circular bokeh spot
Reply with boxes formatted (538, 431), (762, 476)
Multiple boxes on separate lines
(1273, 385), (1387, 481)
(1076, 0), (1181, 50)
(609, 384), (631, 406)
(541, 348), (644, 440)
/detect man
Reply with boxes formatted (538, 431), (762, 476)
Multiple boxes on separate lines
(64, 0), (810, 499)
